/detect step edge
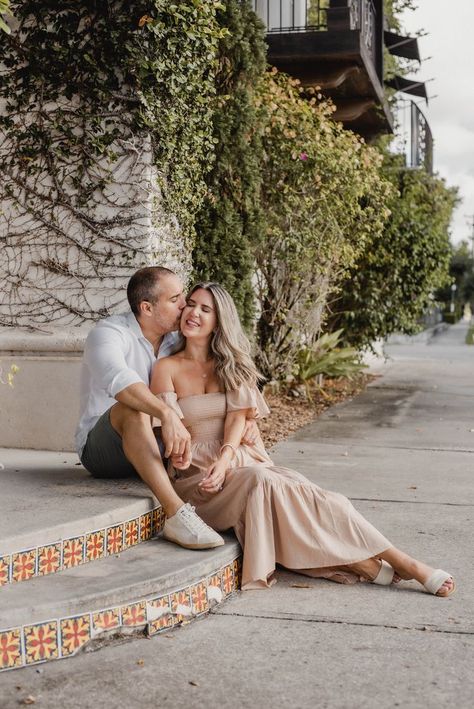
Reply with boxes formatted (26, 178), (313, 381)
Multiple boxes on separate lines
(0, 547), (242, 672)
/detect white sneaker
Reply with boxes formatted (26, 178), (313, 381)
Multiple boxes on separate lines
(163, 503), (225, 549)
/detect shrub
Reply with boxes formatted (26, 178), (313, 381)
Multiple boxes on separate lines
(253, 70), (392, 379)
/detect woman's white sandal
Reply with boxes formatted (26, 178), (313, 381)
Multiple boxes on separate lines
(424, 569), (455, 597)
(371, 560), (395, 585)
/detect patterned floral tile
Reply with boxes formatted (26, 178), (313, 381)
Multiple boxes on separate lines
(12, 549), (36, 582)
(121, 602), (147, 627)
(106, 525), (123, 555)
(140, 512), (152, 541)
(63, 536), (85, 569)
(38, 543), (62, 576)
(147, 595), (174, 634)
(92, 608), (121, 633)
(232, 557), (242, 591)
(0, 628), (22, 670)
(24, 621), (59, 664)
(208, 570), (223, 591)
(60, 615), (91, 657)
(222, 564), (234, 597)
(190, 582), (209, 615)
(170, 589), (192, 624)
(0, 555), (11, 587)
(124, 518), (139, 549)
(152, 507), (166, 535)
(85, 530), (106, 561)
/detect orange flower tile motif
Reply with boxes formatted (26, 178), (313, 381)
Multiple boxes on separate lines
(38, 543), (61, 576)
(61, 615), (91, 657)
(24, 622), (59, 664)
(208, 571), (222, 591)
(0, 628), (22, 669)
(86, 530), (105, 561)
(122, 602), (146, 627)
(0, 556), (10, 587)
(147, 596), (174, 634)
(222, 564), (234, 596)
(12, 549), (36, 582)
(124, 519), (139, 548)
(232, 557), (242, 590)
(92, 608), (121, 633)
(140, 512), (152, 541)
(63, 536), (84, 569)
(106, 525), (123, 555)
(170, 590), (192, 624)
(191, 582), (209, 614)
(152, 507), (165, 534)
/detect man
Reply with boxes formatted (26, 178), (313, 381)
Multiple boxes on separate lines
(75, 266), (257, 550)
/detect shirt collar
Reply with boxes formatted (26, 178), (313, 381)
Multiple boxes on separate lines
(126, 311), (144, 339)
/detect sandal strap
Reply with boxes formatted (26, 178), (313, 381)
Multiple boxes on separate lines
(424, 569), (452, 595)
(372, 560), (395, 586)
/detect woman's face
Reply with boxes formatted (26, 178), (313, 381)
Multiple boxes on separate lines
(180, 288), (217, 339)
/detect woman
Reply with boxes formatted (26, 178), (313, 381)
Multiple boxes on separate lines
(150, 282), (455, 596)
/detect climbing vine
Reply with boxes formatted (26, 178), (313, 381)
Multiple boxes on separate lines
(192, 0), (267, 330)
(0, 1), (225, 328)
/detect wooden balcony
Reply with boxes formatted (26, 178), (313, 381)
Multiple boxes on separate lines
(253, 0), (393, 139)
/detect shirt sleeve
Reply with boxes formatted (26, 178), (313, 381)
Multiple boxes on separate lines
(226, 384), (270, 418)
(83, 323), (144, 398)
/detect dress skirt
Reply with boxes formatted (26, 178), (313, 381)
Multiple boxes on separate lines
(157, 389), (392, 590)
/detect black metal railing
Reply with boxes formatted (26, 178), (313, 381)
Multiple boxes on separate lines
(252, 0), (329, 33)
(410, 101), (433, 173)
(252, 0), (375, 51)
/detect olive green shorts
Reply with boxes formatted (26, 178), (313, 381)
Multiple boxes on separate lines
(80, 408), (165, 479)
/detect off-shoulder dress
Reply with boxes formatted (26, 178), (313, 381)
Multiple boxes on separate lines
(157, 386), (391, 590)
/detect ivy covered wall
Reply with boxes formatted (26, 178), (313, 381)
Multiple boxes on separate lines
(0, 1), (224, 328)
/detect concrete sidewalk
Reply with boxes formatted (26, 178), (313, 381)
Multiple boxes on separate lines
(1, 322), (473, 708)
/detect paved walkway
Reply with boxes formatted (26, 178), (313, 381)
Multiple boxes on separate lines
(1, 322), (473, 708)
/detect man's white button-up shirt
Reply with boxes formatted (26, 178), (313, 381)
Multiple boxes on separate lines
(75, 311), (180, 456)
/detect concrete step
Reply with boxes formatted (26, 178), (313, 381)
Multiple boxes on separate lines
(0, 450), (166, 587)
(0, 534), (241, 672)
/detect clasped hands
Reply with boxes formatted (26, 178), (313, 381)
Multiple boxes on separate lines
(199, 418), (259, 494)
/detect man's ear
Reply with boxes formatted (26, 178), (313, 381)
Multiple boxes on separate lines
(138, 300), (153, 318)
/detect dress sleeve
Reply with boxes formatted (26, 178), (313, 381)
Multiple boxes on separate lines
(226, 384), (270, 418)
(152, 392), (184, 428)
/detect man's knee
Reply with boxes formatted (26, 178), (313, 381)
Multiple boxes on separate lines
(110, 402), (150, 437)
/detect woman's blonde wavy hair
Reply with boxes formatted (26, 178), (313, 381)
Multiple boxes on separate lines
(186, 282), (261, 392)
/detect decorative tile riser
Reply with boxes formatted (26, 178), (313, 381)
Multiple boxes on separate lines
(0, 557), (242, 671)
(0, 507), (165, 588)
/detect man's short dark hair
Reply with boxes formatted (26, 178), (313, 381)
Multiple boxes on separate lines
(127, 266), (176, 315)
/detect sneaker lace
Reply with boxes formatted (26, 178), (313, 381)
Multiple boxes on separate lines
(180, 504), (212, 534)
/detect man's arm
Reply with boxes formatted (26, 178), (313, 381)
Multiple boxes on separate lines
(115, 382), (191, 462)
(84, 324), (190, 461)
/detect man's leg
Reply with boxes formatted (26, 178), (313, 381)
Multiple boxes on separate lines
(109, 402), (183, 516)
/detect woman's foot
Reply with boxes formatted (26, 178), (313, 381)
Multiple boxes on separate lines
(380, 550), (455, 597)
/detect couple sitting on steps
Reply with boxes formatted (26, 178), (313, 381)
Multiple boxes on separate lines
(76, 266), (455, 597)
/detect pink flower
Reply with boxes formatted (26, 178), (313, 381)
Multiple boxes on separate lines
(299, 151), (309, 161)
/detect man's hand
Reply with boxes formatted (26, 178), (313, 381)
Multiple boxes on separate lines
(160, 410), (191, 469)
(241, 418), (259, 447)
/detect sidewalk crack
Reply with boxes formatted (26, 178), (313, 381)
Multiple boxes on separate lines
(212, 610), (473, 636)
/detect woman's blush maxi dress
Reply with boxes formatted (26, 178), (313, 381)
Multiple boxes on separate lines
(157, 386), (392, 590)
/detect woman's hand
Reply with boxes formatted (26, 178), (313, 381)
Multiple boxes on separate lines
(199, 458), (229, 494)
(241, 418), (259, 447)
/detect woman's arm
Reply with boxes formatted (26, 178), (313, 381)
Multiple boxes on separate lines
(149, 358), (191, 466)
(199, 409), (248, 492)
(150, 357), (175, 395)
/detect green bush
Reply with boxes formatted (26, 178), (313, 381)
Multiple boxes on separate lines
(192, 0), (267, 329)
(329, 150), (458, 349)
(253, 70), (392, 379)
